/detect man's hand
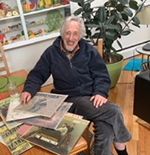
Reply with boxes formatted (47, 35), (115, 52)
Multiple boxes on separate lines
(20, 92), (31, 104)
(90, 94), (107, 108)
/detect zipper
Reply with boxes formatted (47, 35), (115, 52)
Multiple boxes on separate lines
(69, 60), (73, 68)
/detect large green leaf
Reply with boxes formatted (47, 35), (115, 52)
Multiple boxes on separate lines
(114, 12), (122, 21)
(83, 3), (91, 11)
(86, 23), (99, 28)
(105, 16), (114, 25)
(118, 0), (128, 5)
(129, 0), (138, 10)
(97, 7), (107, 22)
(104, 24), (119, 30)
(131, 22), (140, 28)
(78, 0), (84, 7)
(123, 8), (133, 17)
(116, 4), (124, 12)
(70, 0), (82, 3)
(97, 22), (105, 32)
(92, 33), (101, 39)
(106, 31), (117, 40)
(116, 40), (123, 49)
(132, 16), (140, 25)
(121, 13), (128, 21)
(82, 12), (91, 20)
(74, 8), (83, 15)
(121, 29), (132, 36)
(107, 0), (117, 7)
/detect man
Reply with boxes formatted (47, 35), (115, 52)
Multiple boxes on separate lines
(55, 123), (68, 148)
(20, 15), (131, 155)
(66, 123), (75, 134)
(56, 123), (68, 137)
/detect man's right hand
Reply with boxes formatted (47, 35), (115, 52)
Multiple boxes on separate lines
(20, 92), (31, 104)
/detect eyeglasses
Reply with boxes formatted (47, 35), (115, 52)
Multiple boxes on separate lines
(0, 76), (9, 90)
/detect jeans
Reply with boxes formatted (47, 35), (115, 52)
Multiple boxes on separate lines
(65, 96), (131, 155)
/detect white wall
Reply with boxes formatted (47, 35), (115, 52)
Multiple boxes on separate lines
(4, 0), (150, 85)
(5, 39), (54, 73)
(5, 38), (55, 85)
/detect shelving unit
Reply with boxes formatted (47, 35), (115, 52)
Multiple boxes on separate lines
(0, 0), (70, 50)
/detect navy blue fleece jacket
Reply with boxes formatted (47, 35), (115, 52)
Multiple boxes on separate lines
(23, 36), (111, 98)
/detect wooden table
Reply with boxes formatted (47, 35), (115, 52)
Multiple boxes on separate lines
(0, 69), (89, 155)
(0, 69), (27, 99)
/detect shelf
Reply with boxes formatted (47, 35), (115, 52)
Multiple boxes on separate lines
(23, 4), (70, 17)
(3, 31), (60, 50)
(0, 15), (20, 21)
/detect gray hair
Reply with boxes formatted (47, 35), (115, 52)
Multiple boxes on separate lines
(60, 15), (86, 39)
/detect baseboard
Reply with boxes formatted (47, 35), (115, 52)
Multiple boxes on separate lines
(136, 118), (150, 130)
(117, 40), (150, 59)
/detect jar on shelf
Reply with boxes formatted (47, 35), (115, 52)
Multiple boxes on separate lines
(44, 0), (51, 8)
(22, 4), (31, 12)
(38, 0), (44, 9)
(53, 0), (60, 7)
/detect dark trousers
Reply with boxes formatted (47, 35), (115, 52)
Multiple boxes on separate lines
(65, 96), (131, 155)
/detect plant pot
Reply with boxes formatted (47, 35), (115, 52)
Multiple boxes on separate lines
(106, 53), (123, 88)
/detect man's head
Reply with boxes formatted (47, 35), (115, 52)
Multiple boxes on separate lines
(62, 123), (67, 127)
(60, 15), (86, 51)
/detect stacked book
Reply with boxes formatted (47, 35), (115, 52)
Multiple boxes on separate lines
(0, 92), (89, 155)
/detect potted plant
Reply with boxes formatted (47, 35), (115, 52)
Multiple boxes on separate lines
(70, 0), (146, 87)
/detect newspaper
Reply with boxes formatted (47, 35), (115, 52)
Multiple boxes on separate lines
(0, 97), (23, 129)
(18, 102), (73, 129)
(6, 98), (39, 122)
(14, 92), (68, 118)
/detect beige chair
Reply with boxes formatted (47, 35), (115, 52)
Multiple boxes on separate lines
(0, 42), (10, 75)
(94, 38), (103, 57)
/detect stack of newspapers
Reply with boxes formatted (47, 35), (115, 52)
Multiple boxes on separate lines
(0, 92), (89, 155)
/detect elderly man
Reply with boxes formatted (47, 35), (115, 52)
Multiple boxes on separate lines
(20, 15), (131, 155)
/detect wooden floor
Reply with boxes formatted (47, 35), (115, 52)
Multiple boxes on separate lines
(41, 55), (150, 155)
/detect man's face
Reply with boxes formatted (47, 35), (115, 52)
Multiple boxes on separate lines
(62, 123), (67, 127)
(62, 21), (80, 51)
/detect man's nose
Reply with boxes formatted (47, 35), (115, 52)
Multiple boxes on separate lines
(68, 34), (74, 40)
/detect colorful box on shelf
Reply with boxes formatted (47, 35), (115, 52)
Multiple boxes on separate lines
(22, 3), (36, 13)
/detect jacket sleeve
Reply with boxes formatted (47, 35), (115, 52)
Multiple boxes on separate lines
(89, 49), (111, 98)
(22, 48), (51, 97)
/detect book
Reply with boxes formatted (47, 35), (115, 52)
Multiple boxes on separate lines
(14, 92), (68, 118)
(18, 102), (73, 129)
(0, 121), (33, 155)
(16, 124), (32, 136)
(21, 113), (90, 155)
